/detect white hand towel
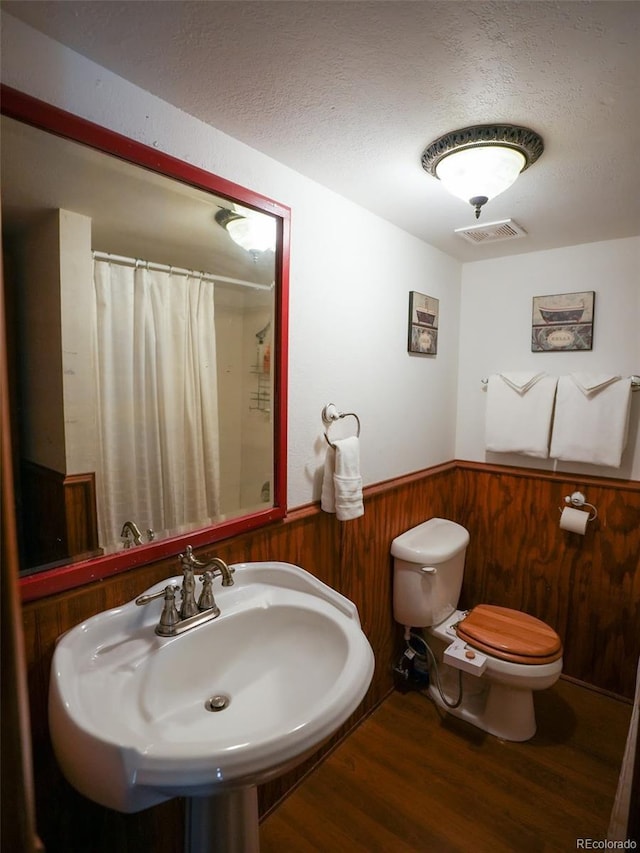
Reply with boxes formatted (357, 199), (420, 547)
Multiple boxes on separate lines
(320, 445), (336, 513)
(485, 373), (558, 458)
(550, 374), (631, 467)
(499, 371), (547, 394)
(570, 372), (620, 395)
(333, 436), (364, 521)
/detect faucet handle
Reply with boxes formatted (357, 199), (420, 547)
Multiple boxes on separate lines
(180, 566), (199, 619)
(136, 584), (181, 637)
(135, 584), (179, 607)
(157, 585), (180, 635)
(197, 571), (220, 615)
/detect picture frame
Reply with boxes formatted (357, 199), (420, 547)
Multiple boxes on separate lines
(531, 290), (595, 352)
(408, 291), (439, 355)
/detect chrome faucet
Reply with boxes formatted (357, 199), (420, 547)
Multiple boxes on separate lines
(180, 545), (235, 587)
(121, 520), (155, 548)
(121, 520), (143, 547)
(135, 545), (233, 636)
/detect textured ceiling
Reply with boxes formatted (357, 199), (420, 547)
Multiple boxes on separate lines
(3, 1), (640, 261)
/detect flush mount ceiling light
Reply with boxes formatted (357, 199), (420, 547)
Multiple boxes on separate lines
(421, 124), (544, 219)
(215, 206), (276, 253)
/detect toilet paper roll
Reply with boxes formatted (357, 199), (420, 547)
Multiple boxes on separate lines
(560, 506), (589, 535)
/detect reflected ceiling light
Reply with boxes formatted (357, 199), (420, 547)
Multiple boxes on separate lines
(421, 124), (544, 219)
(215, 207), (276, 253)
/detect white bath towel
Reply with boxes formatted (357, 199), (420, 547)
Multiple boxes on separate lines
(321, 436), (364, 520)
(550, 374), (632, 467)
(485, 372), (558, 458)
(570, 372), (621, 395)
(499, 371), (547, 394)
(320, 444), (336, 513)
(334, 436), (364, 520)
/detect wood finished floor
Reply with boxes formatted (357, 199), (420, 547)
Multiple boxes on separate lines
(260, 679), (632, 852)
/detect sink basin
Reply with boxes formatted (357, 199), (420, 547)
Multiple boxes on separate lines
(49, 561), (374, 815)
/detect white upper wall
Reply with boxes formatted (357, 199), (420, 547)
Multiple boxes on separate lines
(59, 209), (97, 476)
(6, 14), (637, 498)
(456, 237), (640, 480)
(1, 13), (463, 510)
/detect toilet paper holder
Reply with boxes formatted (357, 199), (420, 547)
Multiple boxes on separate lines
(559, 491), (598, 521)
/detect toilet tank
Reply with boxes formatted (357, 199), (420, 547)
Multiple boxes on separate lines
(391, 518), (470, 628)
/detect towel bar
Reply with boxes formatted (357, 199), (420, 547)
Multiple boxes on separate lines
(481, 375), (640, 391)
(322, 403), (361, 448)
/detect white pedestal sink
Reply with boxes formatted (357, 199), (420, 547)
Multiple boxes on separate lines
(49, 561), (375, 852)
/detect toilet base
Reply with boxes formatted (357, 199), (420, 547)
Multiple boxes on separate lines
(423, 622), (547, 742)
(427, 678), (536, 742)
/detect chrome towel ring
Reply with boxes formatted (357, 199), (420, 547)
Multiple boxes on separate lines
(322, 403), (361, 448)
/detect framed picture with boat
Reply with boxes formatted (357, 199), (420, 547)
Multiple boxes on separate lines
(408, 291), (439, 355)
(531, 290), (595, 352)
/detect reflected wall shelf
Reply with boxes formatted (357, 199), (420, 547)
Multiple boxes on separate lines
(250, 368), (271, 412)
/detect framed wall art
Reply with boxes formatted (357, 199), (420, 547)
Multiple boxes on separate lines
(408, 291), (439, 355)
(531, 290), (595, 352)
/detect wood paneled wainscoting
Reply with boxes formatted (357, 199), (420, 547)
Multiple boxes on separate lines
(455, 461), (640, 700)
(19, 464), (456, 853)
(17, 461), (639, 851)
(19, 461), (101, 569)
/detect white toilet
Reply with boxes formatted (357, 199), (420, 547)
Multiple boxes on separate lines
(391, 517), (563, 741)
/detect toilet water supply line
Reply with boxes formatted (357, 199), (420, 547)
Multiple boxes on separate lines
(404, 626), (463, 709)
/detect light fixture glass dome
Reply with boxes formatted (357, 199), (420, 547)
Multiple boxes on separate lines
(225, 212), (275, 253)
(215, 206), (276, 253)
(421, 124), (544, 219)
(435, 146), (526, 205)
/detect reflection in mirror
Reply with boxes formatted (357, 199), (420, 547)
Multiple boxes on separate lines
(1, 90), (289, 597)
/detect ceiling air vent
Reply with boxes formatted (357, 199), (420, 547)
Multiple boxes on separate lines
(455, 218), (527, 245)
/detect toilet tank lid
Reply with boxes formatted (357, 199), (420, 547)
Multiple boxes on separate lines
(391, 518), (470, 563)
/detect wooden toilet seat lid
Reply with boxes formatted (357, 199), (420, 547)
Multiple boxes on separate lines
(456, 604), (563, 665)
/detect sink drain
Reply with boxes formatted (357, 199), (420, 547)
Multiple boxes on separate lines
(205, 694), (230, 712)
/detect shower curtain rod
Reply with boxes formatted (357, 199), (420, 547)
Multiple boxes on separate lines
(92, 251), (274, 291)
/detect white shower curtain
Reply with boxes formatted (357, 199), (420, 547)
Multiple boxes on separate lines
(93, 259), (221, 549)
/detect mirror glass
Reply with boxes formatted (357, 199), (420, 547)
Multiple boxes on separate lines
(1, 91), (289, 596)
